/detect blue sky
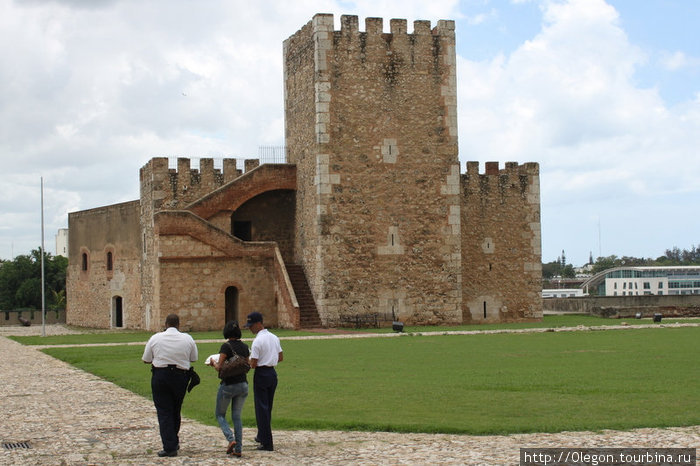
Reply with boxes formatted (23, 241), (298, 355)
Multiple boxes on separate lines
(0, 0), (698, 266)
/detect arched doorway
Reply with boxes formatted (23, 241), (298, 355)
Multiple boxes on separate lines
(112, 296), (123, 328)
(225, 286), (239, 324)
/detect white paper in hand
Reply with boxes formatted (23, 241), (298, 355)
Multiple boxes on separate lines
(205, 354), (220, 365)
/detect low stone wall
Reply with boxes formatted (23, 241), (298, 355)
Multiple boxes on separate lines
(543, 295), (700, 318)
(1, 309), (66, 327)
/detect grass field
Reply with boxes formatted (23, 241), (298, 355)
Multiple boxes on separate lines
(10, 314), (698, 346)
(41, 325), (700, 435)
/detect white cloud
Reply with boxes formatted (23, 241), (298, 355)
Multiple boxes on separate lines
(458, 0), (700, 188)
(660, 50), (700, 72)
(0, 0), (466, 258)
(455, 0), (700, 262)
(1, 0), (698, 264)
(662, 51), (688, 71)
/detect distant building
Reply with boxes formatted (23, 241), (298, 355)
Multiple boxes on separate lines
(581, 266), (700, 296)
(544, 277), (586, 289)
(542, 288), (585, 298)
(55, 228), (69, 257)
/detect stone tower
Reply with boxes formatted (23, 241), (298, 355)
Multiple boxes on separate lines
(460, 162), (542, 322)
(284, 14), (462, 325)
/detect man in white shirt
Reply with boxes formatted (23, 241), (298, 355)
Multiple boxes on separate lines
(245, 311), (283, 451)
(142, 313), (198, 457)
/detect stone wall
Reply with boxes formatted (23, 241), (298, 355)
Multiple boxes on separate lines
(284, 14), (463, 325)
(231, 189), (296, 263)
(284, 16), (322, 300)
(152, 210), (287, 329)
(138, 156), (244, 317)
(66, 201), (142, 328)
(157, 256), (277, 331)
(1, 310), (65, 326)
(156, 157), (244, 209)
(543, 294), (700, 318)
(461, 162), (542, 322)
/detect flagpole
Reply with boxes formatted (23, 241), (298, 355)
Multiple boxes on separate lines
(41, 177), (46, 337)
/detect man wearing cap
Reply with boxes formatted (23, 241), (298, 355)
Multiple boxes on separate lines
(244, 311), (283, 451)
(142, 313), (198, 457)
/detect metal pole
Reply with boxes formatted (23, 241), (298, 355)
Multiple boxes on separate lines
(41, 177), (46, 337)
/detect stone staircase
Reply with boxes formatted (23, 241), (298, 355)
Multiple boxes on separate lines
(285, 264), (322, 328)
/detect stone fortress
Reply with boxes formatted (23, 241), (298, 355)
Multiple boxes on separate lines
(66, 14), (542, 331)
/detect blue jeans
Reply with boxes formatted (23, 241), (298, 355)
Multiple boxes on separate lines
(215, 381), (248, 453)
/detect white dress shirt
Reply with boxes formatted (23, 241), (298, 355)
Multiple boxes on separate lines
(250, 329), (282, 367)
(142, 327), (198, 370)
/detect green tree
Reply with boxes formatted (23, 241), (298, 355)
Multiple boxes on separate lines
(542, 260), (561, 279)
(561, 264), (576, 278)
(0, 248), (67, 310)
(591, 255), (619, 275)
(15, 277), (42, 309)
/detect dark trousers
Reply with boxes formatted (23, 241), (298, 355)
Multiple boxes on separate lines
(151, 368), (189, 452)
(253, 367), (278, 448)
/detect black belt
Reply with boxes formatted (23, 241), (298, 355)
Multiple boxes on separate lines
(256, 365), (275, 369)
(153, 365), (189, 374)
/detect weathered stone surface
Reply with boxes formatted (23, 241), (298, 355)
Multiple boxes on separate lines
(66, 15), (542, 331)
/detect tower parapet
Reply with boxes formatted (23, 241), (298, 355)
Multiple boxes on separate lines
(464, 161), (540, 203)
(139, 157), (257, 210)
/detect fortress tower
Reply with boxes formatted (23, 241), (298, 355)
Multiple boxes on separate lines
(284, 14), (463, 324)
(67, 13), (541, 332)
(461, 162), (542, 322)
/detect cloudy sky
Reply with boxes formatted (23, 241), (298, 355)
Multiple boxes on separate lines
(1, 0), (698, 266)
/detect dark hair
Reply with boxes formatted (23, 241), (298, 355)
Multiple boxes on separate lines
(223, 320), (241, 340)
(165, 313), (179, 328)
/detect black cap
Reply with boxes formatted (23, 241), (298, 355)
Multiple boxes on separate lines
(244, 311), (263, 327)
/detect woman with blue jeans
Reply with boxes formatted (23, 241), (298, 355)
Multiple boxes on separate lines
(209, 321), (249, 457)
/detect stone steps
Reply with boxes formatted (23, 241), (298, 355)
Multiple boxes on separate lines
(285, 264), (322, 328)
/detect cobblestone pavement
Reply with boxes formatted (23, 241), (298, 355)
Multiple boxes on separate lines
(1, 325), (697, 465)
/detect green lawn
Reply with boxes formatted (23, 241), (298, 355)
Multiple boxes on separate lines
(41, 326), (700, 435)
(11, 314), (696, 346)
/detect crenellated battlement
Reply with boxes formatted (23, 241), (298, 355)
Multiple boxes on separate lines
(465, 161), (539, 177)
(139, 157), (261, 210)
(285, 14), (455, 70)
(331, 15), (455, 63)
(462, 161), (540, 200)
(336, 14), (454, 37)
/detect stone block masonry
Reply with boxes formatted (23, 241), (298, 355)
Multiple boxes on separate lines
(285, 14), (465, 326)
(461, 162), (542, 322)
(66, 14), (541, 331)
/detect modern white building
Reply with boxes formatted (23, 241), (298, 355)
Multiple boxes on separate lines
(542, 288), (586, 298)
(55, 228), (69, 257)
(581, 266), (700, 296)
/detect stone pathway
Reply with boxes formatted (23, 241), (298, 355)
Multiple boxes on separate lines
(0, 325), (697, 465)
